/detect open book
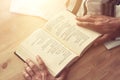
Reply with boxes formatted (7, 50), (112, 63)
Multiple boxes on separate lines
(15, 10), (101, 77)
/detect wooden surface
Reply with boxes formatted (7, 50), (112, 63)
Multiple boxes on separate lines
(0, 0), (120, 80)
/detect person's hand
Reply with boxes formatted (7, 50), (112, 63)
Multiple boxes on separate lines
(76, 15), (120, 45)
(23, 55), (67, 80)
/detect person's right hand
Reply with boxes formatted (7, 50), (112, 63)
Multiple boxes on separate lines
(76, 15), (120, 45)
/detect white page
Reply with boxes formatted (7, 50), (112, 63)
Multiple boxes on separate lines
(10, 0), (67, 20)
(16, 29), (76, 76)
(44, 10), (101, 55)
(115, 5), (120, 17)
(104, 39), (120, 49)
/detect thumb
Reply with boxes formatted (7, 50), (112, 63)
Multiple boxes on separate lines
(57, 68), (69, 80)
(94, 34), (112, 46)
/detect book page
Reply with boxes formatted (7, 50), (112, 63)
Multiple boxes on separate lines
(10, 0), (66, 20)
(44, 10), (101, 55)
(16, 29), (77, 76)
(104, 39), (120, 49)
(115, 5), (120, 17)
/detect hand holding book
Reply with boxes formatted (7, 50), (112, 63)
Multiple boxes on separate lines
(15, 10), (101, 77)
(23, 55), (67, 80)
(76, 15), (120, 46)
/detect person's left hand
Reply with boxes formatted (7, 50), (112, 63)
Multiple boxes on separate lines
(23, 55), (67, 80)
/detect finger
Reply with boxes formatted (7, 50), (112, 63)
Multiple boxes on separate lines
(36, 55), (50, 80)
(33, 73), (42, 80)
(77, 21), (108, 34)
(36, 55), (47, 71)
(24, 63), (34, 76)
(57, 72), (66, 80)
(23, 71), (31, 80)
(76, 15), (95, 22)
(57, 68), (69, 80)
(41, 71), (48, 80)
(77, 21), (96, 31)
(26, 59), (39, 73)
(102, 26), (117, 33)
(94, 34), (112, 46)
(77, 21), (93, 27)
(36, 56), (49, 80)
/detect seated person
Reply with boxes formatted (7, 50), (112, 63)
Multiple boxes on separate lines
(23, 15), (120, 80)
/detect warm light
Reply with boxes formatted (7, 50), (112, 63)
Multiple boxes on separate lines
(10, 0), (67, 19)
